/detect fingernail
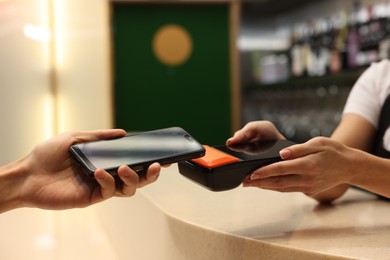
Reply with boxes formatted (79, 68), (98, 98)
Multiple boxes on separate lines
(122, 171), (131, 177)
(279, 149), (292, 160)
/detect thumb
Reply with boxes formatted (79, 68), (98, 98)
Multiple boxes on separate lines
(72, 129), (126, 144)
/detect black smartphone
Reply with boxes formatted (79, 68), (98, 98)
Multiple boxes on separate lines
(70, 127), (205, 178)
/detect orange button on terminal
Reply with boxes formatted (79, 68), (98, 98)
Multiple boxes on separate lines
(191, 145), (240, 168)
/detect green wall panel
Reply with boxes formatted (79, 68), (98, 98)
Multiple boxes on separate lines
(112, 3), (231, 145)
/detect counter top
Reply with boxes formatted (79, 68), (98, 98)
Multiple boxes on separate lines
(97, 165), (390, 259)
(1, 165), (389, 259)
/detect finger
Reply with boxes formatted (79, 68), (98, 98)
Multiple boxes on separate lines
(71, 129), (127, 145)
(138, 163), (161, 188)
(226, 121), (284, 146)
(250, 157), (312, 179)
(244, 183), (305, 193)
(94, 169), (116, 199)
(279, 137), (328, 160)
(117, 165), (139, 196)
(243, 174), (307, 193)
(93, 129), (127, 140)
(226, 123), (259, 145)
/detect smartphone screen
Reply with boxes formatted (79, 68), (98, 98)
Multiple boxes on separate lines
(70, 127), (205, 177)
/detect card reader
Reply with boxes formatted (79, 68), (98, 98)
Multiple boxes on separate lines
(178, 140), (295, 191)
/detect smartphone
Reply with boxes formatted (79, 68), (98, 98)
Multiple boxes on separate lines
(70, 127), (205, 178)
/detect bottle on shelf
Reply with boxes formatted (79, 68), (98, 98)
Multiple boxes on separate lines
(290, 24), (306, 77)
(330, 11), (348, 74)
(346, 1), (361, 69)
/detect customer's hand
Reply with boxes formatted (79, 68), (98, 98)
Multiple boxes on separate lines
(16, 129), (161, 211)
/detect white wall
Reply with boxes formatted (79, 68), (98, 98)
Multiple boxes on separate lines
(0, 0), (52, 164)
(0, 0), (112, 164)
(52, 0), (112, 133)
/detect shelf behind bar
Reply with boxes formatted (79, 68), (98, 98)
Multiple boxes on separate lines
(244, 68), (367, 90)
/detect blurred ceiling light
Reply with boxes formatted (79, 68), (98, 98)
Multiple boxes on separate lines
(23, 23), (51, 42)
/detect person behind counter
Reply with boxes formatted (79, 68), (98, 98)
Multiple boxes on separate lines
(0, 129), (161, 213)
(227, 59), (390, 203)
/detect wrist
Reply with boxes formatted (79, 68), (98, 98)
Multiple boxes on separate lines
(349, 149), (390, 197)
(346, 147), (375, 185)
(0, 157), (29, 213)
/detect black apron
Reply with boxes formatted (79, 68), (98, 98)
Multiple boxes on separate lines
(373, 94), (390, 157)
(371, 94), (390, 200)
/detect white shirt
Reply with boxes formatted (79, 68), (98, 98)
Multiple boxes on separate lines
(343, 59), (390, 151)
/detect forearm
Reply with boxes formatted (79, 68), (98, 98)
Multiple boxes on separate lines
(0, 158), (27, 213)
(350, 150), (390, 198)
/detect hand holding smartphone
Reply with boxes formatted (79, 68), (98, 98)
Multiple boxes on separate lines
(70, 127), (205, 178)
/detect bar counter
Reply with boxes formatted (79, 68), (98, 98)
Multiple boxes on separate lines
(1, 165), (389, 259)
(97, 165), (390, 260)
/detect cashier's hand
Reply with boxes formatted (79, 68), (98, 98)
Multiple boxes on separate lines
(226, 121), (285, 147)
(17, 130), (161, 211)
(242, 137), (354, 197)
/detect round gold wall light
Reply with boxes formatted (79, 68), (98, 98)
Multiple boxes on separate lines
(152, 24), (193, 66)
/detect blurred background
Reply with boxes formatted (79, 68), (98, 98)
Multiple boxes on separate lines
(240, 0), (384, 143)
(1, 0), (388, 167)
(0, 0), (389, 259)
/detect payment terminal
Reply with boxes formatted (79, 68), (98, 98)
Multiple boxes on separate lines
(178, 140), (295, 191)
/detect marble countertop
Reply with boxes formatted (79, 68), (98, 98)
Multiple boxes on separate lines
(1, 165), (389, 259)
(135, 165), (390, 259)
